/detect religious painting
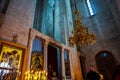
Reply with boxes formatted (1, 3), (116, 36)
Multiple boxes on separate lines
(0, 40), (25, 80)
(30, 51), (43, 70)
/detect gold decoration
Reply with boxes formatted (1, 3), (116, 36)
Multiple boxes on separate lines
(69, 10), (96, 46)
(25, 70), (47, 80)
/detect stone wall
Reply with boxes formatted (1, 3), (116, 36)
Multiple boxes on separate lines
(0, 13), (4, 27)
(74, 0), (120, 71)
(0, 0), (83, 80)
(115, 0), (120, 11)
(0, 0), (36, 46)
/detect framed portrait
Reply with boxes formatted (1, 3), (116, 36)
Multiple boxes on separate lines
(0, 40), (26, 80)
(30, 51), (43, 70)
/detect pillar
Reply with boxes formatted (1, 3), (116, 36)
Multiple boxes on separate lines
(61, 48), (66, 80)
(43, 40), (49, 72)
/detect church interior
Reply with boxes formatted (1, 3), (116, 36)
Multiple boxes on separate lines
(0, 0), (120, 80)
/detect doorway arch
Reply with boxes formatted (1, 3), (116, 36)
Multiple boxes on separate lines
(95, 50), (117, 80)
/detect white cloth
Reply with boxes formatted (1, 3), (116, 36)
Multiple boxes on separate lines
(0, 62), (10, 75)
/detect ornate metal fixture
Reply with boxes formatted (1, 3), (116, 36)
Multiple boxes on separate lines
(69, 10), (96, 46)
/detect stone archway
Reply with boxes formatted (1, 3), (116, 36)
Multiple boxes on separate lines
(95, 50), (117, 80)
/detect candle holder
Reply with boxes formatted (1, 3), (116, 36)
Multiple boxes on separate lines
(25, 70), (47, 80)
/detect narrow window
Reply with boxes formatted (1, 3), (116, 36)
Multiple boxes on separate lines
(0, 0), (11, 14)
(86, 0), (95, 16)
(33, 0), (44, 31)
(0, 0), (2, 3)
(64, 50), (71, 79)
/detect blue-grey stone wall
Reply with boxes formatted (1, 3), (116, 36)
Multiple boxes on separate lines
(72, 0), (120, 70)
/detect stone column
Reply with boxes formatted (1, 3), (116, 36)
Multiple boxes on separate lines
(61, 48), (66, 80)
(43, 40), (49, 72)
(27, 30), (35, 69)
(69, 53), (74, 80)
(21, 29), (35, 80)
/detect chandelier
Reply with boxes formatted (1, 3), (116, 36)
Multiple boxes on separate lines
(68, 10), (96, 46)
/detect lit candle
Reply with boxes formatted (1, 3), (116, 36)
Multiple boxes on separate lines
(28, 74), (31, 80)
(46, 72), (48, 77)
(33, 76), (37, 80)
(38, 71), (41, 80)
